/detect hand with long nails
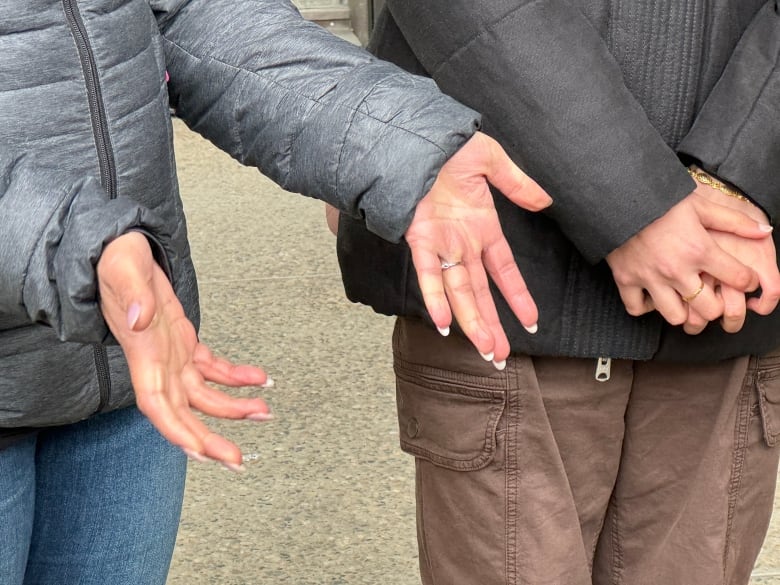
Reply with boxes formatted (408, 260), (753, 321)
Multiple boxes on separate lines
(607, 189), (774, 329)
(97, 232), (273, 471)
(681, 181), (780, 335)
(326, 133), (550, 367)
(404, 132), (552, 367)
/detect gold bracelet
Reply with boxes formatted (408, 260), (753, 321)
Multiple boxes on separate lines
(687, 166), (752, 205)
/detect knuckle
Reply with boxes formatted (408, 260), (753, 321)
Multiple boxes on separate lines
(624, 303), (645, 317)
(665, 310), (687, 326)
(732, 270), (755, 291)
(491, 257), (520, 280)
(448, 281), (474, 297)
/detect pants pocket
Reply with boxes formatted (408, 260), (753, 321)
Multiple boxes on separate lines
(754, 350), (780, 447)
(394, 357), (505, 472)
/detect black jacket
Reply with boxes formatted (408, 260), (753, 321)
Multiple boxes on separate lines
(338, 0), (780, 361)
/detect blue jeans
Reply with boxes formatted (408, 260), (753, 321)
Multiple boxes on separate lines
(0, 406), (187, 585)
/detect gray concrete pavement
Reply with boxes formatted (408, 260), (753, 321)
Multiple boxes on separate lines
(165, 120), (780, 584)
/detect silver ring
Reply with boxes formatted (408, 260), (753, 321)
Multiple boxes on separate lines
(440, 260), (462, 271)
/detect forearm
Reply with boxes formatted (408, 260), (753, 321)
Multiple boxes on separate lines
(154, 0), (480, 243)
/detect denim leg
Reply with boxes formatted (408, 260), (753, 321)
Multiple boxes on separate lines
(23, 405), (187, 585)
(0, 435), (37, 585)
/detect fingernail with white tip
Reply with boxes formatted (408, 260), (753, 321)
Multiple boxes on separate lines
(760, 224), (774, 233)
(183, 449), (209, 463)
(525, 323), (538, 334)
(261, 377), (275, 389)
(493, 360), (506, 371)
(246, 412), (274, 422)
(480, 351), (494, 362)
(437, 326), (450, 337)
(221, 462), (246, 474)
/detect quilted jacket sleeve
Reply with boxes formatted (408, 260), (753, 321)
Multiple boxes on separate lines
(150, 0), (481, 244)
(0, 154), (170, 343)
(379, 0), (697, 263)
(678, 1), (780, 216)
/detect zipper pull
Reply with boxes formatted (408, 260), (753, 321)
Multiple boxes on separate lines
(595, 357), (611, 382)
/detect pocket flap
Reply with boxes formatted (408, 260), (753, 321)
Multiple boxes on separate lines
(757, 372), (780, 447)
(396, 369), (505, 471)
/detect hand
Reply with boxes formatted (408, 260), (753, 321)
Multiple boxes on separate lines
(404, 132), (552, 365)
(325, 203), (339, 236)
(682, 182), (780, 334)
(606, 190), (772, 327)
(97, 232), (273, 470)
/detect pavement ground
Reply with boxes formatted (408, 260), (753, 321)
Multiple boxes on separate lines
(165, 119), (780, 585)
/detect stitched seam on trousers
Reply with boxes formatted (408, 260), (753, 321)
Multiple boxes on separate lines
(588, 515), (603, 573)
(416, 461), (436, 585)
(505, 360), (521, 584)
(722, 381), (752, 581)
(610, 494), (624, 585)
(758, 377), (778, 446)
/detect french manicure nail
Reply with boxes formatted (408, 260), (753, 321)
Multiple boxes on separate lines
(493, 360), (506, 371)
(183, 449), (210, 463)
(126, 303), (141, 330)
(437, 326), (450, 337)
(480, 351), (494, 362)
(760, 224), (774, 233)
(221, 462), (246, 474)
(524, 323), (538, 335)
(246, 412), (274, 422)
(261, 377), (275, 389)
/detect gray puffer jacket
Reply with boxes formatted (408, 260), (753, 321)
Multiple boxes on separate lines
(0, 0), (478, 429)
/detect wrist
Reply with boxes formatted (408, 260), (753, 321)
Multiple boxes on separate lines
(687, 165), (753, 206)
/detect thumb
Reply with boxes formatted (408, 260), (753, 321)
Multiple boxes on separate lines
(97, 232), (158, 334)
(475, 132), (552, 211)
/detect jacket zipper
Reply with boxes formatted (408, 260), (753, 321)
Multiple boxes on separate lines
(595, 357), (611, 382)
(63, 0), (118, 412)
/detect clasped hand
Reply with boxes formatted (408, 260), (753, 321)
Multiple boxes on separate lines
(607, 181), (780, 334)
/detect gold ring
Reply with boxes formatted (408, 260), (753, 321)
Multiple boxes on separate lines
(681, 282), (704, 303)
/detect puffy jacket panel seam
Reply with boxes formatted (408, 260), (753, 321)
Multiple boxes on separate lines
(163, 38), (449, 152)
(21, 185), (76, 320)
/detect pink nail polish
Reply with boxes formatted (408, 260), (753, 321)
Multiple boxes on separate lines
(126, 303), (141, 330)
(183, 449), (209, 463)
(246, 412), (274, 422)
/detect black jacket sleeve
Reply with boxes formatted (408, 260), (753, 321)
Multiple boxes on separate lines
(678, 1), (780, 217)
(383, 0), (696, 263)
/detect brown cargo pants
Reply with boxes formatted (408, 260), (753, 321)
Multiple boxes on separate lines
(393, 317), (780, 585)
